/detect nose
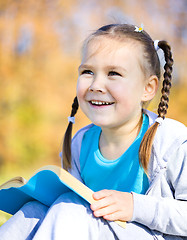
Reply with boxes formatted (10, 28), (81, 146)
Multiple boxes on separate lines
(88, 75), (106, 93)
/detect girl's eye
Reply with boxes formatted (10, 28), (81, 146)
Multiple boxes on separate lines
(108, 71), (121, 76)
(81, 70), (94, 75)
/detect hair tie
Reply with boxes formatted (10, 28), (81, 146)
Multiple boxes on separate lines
(155, 117), (163, 125)
(154, 40), (160, 51)
(68, 116), (75, 124)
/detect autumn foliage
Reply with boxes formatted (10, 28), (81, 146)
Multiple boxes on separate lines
(0, 0), (186, 172)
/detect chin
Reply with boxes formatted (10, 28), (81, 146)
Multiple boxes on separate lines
(91, 120), (114, 128)
(91, 119), (107, 126)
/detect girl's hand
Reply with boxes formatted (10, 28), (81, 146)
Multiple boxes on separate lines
(91, 190), (133, 222)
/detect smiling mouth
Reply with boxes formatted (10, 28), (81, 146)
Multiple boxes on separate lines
(89, 100), (114, 106)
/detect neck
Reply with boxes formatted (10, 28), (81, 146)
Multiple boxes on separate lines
(99, 114), (143, 160)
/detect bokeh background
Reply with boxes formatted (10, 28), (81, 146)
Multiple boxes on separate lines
(0, 0), (187, 224)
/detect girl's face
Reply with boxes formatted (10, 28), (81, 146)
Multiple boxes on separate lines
(77, 37), (149, 130)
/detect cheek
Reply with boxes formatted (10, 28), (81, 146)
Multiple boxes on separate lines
(111, 84), (141, 108)
(76, 81), (90, 115)
(76, 78), (89, 103)
(109, 84), (130, 101)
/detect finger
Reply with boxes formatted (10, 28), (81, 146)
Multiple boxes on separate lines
(103, 210), (125, 221)
(91, 194), (114, 211)
(93, 203), (117, 218)
(93, 189), (113, 200)
(103, 207), (131, 222)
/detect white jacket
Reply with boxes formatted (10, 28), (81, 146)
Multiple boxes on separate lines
(68, 110), (187, 239)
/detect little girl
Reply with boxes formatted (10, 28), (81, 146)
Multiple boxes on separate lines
(1, 23), (187, 240)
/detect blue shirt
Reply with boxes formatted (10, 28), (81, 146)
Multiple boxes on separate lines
(79, 114), (149, 194)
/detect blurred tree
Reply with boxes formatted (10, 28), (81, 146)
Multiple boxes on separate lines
(0, 0), (186, 171)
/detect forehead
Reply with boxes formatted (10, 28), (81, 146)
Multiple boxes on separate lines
(82, 36), (144, 66)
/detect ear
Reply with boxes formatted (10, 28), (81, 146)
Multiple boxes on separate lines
(141, 75), (159, 102)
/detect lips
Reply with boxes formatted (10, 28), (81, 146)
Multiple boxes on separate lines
(89, 100), (114, 106)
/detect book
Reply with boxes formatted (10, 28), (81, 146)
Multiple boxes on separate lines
(0, 165), (126, 228)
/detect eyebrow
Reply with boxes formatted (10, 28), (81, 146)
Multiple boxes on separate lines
(107, 65), (127, 73)
(78, 64), (127, 73)
(78, 64), (92, 71)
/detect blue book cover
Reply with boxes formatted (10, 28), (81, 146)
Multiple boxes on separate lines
(0, 165), (94, 215)
(0, 165), (126, 228)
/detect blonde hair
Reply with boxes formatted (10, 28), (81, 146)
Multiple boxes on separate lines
(62, 24), (173, 173)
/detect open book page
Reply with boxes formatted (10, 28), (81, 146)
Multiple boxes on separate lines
(0, 177), (26, 190)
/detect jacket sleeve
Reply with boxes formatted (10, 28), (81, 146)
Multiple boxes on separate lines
(131, 141), (187, 236)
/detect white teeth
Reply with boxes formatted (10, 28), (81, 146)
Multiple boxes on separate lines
(90, 100), (112, 105)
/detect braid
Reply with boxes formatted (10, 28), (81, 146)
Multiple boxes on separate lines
(62, 96), (79, 170)
(157, 41), (173, 118)
(139, 40), (173, 174)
